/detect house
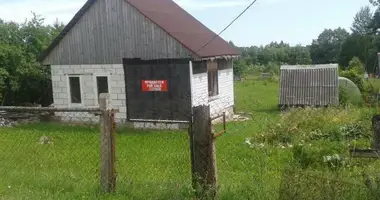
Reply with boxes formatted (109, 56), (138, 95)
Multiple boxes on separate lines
(40, 0), (238, 129)
(278, 64), (339, 108)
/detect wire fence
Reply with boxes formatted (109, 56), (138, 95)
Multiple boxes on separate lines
(0, 92), (236, 198)
(2, 87), (380, 199)
(0, 108), (102, 195)
(0, 94), (118, 198)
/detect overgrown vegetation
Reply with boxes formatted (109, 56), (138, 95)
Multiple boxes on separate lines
(245, 99), (380, 200)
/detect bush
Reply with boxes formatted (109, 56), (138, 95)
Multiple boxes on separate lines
(233, 59), (249, 77)
(253, 106), (373, 146)
(362, 79), (380, 106)
(264, 62), (280, 75)
(347, 57), (365, 76)
(340, 69), (364, 92)
(339, 85), (349, 106)
(339, 57), (366, 94)
(309, 122), (370, 142)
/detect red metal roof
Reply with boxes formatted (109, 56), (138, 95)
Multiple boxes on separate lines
(125, 0), (238, 58)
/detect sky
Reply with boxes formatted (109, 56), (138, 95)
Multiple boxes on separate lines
(0, 0), (373, 47)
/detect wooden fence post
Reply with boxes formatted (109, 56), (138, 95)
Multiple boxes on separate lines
(190, 105), (217, 199)
(99, 93), (116, 193)
(372, 115), (380, 150)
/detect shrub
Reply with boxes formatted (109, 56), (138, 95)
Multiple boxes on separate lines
(339, 85), (349, 106)
(362, 80), (380, 106)
(347, 57), (365, 76)
(233, 59), (249, 77)
(339, 122), (371, 140)
(255, 106), (373, 146)
(309, 122), (370, 142)
(340, 69), (364, 92)
(264, 62), (280, 75)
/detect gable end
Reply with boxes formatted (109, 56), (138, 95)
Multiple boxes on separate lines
(40, 0), (195, 65)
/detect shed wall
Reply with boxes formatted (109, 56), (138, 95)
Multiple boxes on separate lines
(43, 0), (193, 65)
(191, 60), (235, 117)
(279, 66), (339, 106)
(51, 60), (235, 126)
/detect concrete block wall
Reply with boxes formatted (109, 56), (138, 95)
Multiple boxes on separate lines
(191, 62), (235, 118)
(51, 64), (127, 123)
(209, 68), (234, 118)
(191, 73), (209, 106)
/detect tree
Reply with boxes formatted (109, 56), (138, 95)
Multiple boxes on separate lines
(368, 0), (380, 34)
(0, 14), (64, 106)
(351, 6), (373, 35)
(0, 43), (42, 105)
(21, 13), (56, 58)
(339, 34), (372, 70)
(287, 45), (312, 65)
(310, 28), (350, 64)
(370, 0), (380, 7)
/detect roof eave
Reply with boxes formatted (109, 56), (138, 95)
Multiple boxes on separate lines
(195, 55), (240, 61)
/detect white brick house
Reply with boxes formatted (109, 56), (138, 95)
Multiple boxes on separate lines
(40, 0), (238, 128)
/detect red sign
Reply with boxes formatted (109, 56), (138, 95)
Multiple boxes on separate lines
(142, 80), (168, 92)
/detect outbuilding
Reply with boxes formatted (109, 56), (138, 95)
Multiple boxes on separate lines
(40, 0), (238, 129)
(278, 64), (339, 108)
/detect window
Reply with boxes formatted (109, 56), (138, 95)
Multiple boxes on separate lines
(68, 76), (82, 104)
(192, 61), (207, 74)
(96, 76), (109, 98)
(208, 62), (219, 97)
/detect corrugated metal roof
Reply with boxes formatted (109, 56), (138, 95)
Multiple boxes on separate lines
(39, 0), (238, 62)
(281, 64), (339, 70)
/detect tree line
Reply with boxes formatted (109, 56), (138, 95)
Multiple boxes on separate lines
(233, 1), (380, 77)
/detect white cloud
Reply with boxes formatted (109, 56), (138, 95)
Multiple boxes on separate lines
(0, 0), (253, 25)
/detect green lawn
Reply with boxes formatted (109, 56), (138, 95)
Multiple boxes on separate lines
(0, 79), (379, 199)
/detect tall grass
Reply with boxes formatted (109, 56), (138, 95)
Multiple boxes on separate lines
(1, 78), (380, 199)
(247, 105), (380, 200)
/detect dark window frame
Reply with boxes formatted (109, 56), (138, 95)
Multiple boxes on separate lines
(68, 75), (82, 104)
(207, 61), (219, 97)
(96, 76), (109, 100)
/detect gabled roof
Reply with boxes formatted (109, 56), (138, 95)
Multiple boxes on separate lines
(39, 0), (238, 62)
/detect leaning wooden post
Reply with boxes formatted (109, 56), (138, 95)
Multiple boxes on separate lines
(99, 93), (116, 193)
(372, 115), (380, 150)
(190, 105), (217, 199)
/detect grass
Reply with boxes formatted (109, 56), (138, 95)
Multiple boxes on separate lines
(1, 77), (380, 199)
